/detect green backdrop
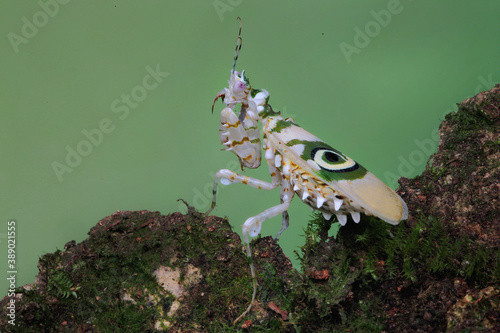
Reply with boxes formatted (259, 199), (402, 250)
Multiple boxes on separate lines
(1, 0), (499, 294)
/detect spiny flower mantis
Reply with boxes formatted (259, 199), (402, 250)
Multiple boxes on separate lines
(206, 18), (408, 324)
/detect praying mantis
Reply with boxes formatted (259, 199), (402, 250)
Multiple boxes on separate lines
(206, 18), (408, 324)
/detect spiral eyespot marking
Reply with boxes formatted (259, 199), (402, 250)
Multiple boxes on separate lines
(311, 147), (359, 173)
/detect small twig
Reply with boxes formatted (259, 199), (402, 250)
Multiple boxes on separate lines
(177, 198), (196, 215)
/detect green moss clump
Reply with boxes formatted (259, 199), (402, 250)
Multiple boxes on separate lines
(283, 207), (498, 332)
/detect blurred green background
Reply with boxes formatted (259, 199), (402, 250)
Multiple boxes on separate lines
(1, 1), (499, 294)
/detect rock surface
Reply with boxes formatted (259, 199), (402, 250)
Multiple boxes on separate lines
(1, 85), (499, 332)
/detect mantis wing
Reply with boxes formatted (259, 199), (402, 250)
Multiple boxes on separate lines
(265, 117), (408, 225)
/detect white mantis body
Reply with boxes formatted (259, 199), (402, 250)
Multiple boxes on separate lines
(206, 19), (408, 324)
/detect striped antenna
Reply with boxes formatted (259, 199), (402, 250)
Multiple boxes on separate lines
(211, 18), (244, 114)
(232, 17), (243, 72)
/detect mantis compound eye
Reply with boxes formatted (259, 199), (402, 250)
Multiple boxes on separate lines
(311, 147), (359, 173)
(232, 80), (247, 94)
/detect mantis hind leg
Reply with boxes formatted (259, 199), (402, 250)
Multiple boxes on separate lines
(234, 198), (292, 324)
(205, 168), (281, 216)
(275, 209), (289, 240)
(275, 180), (292, 239)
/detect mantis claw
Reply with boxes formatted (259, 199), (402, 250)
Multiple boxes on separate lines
(212, 89), (225, 113)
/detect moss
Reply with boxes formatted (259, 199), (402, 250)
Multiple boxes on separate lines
(353, 214), (497, 284)
(283, 194), (499, 332)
